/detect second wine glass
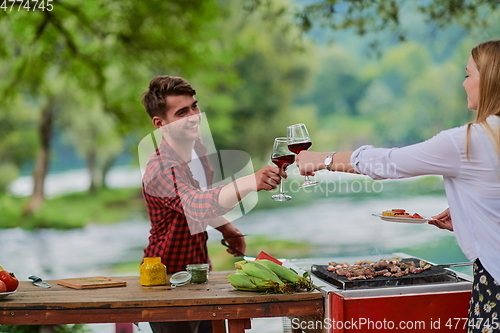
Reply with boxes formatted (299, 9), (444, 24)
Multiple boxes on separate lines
(287, 123), (318, 188)
(271, 137), (295, 201)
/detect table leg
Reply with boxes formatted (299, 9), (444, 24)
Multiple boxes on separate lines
(115, 323), (134, 333)
(212, 320), (226, 333)
(226, 318), (251, 333)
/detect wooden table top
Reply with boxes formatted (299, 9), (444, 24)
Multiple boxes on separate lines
(0, 271), (324, 326)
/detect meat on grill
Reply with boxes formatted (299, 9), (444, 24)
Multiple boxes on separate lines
(326, 258), (432, 281)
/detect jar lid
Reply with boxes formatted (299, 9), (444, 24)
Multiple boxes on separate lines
(186, 263), (209, 269)
(170, 271), (192, 287)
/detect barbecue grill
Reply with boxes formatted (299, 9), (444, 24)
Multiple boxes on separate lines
(285, 253), (473, 333)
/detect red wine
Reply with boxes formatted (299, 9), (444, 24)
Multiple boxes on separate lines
(288, 141), (312, 154)
(271, 154), (295, 170)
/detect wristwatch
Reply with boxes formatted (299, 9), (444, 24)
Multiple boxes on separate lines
(324, 152), (336, 171)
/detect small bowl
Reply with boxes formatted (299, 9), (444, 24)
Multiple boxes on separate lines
(169, 271), (192, 288)
(0, 291), (16, 300)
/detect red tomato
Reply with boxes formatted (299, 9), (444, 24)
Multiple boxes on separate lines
(0, 280), (7, 293)
(412, 213), (424, 219)
(0, 271), (19, 292)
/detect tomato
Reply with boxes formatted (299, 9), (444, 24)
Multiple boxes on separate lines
(0, 271), (19, 292)
(0, 280), (7, 293)
(412, 213), (424, 219)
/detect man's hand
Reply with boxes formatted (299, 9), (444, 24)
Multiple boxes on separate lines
(218, 165), (283, 208)
(254, 165), (284, 191)
(428, 208), (453, 231)
(217, 222), (246, 257)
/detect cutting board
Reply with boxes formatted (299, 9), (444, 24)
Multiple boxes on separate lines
(57, 276), (127, 289)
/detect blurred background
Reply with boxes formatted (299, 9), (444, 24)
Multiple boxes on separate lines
(1, 0), (500, 332)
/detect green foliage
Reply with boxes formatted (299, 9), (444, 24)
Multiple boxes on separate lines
(0, 93), (38, 190)
(0, 164), (19, 193)
(249, 0), (499, 48)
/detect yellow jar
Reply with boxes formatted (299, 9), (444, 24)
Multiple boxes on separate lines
(140, 257), (167, 286)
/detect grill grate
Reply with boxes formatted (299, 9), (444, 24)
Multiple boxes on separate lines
(311, 258), (459, 290)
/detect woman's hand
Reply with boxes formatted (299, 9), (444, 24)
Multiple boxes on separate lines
(296, 151), (329, 176)
(428, 208), (453, 231)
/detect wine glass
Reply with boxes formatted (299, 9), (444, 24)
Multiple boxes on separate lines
(271, 137), (294, 201)
(287, 123), (318, 188)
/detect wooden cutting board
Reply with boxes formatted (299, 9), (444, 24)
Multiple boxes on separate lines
(57, 276), (127, 289)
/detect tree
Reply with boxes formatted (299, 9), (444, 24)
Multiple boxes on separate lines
(0, 0), (224, 213)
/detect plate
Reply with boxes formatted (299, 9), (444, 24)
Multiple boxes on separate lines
(372, 214), (431, 224)
(0, 291), (16, 300)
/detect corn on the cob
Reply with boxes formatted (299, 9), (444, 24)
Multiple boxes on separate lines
(227, 272), (279, 292)
(255, 259), (302, 283)
(256, 259), (315, 291)
(234, 260), (285, 285)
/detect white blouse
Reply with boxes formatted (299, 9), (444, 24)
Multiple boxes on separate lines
(351, 116), (500, 282)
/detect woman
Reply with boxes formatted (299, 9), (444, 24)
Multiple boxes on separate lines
(296, 40), (500, 333)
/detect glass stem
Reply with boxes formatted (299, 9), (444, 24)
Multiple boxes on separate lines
(279, 179), (285, 194)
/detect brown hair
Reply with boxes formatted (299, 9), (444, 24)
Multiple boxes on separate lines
(142, 75), (196, 119)
(466, 40), (500, 157)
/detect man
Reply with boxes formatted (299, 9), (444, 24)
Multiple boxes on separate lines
(140, 75), (282, 333)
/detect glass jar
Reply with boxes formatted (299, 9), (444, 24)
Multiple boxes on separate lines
(140, 257), (167, 286)
(186, 264), (209, 284)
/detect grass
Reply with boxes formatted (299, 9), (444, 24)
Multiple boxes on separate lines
(0, 188), (146, 230)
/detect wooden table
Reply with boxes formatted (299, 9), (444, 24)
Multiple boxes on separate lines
(0, 272), (324, 332)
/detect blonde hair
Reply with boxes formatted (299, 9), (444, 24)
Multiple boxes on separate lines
(466, 40), (500, 158)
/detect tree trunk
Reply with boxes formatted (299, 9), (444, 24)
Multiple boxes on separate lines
(87, 149), (99, 196)
(23, 100), (55, 216)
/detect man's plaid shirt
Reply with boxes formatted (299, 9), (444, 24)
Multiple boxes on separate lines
(142, 139), (232, 273)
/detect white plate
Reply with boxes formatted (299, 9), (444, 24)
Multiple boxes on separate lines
(372, 214), (431, 224)
(0, 291), (16, 300)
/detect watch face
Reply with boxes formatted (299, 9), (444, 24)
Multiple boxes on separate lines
(324, 152), (335, 170)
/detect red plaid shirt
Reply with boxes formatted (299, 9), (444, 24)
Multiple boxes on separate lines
(142, 139), (232, 273)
